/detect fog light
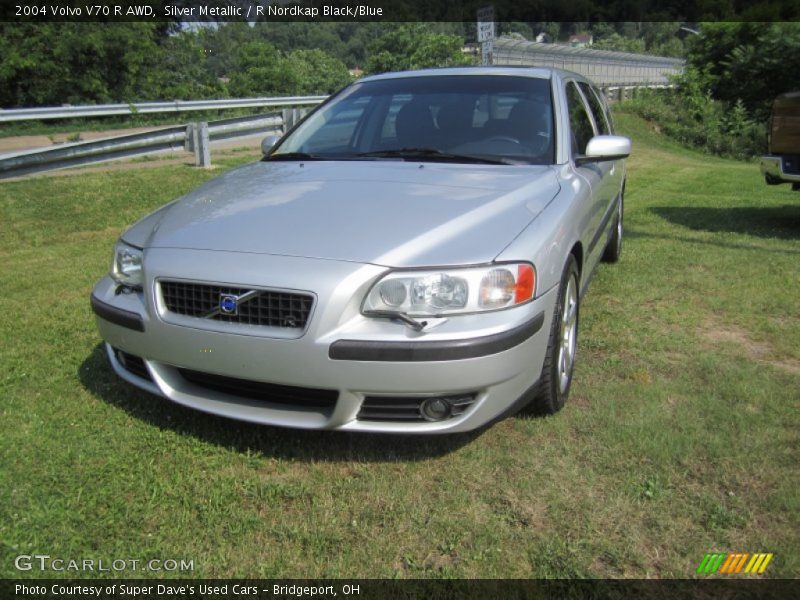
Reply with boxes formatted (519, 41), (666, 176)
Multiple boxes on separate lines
(419, 397), (452, 421)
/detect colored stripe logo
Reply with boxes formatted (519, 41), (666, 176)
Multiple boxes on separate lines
(696, 553), (773, 574)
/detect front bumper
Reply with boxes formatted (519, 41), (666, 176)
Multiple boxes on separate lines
(91, 248), (557, 433)
(761, 154), (800, 184)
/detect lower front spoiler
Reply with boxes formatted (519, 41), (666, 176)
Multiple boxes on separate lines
(102, 328), (544, 435)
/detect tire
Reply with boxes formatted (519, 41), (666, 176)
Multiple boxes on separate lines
(530, 255), (580, 415)
(602, 185), (624, 263)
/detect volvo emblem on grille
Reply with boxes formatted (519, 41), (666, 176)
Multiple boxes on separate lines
(219, 294), (239, 315)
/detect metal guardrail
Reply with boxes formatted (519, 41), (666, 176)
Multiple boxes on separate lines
(0, 124), (187, 179)
(184, 112), (287, 150)
(602, 84), (674, 103)
(0, 95), (328, 123)
(0, 112), (290, 179)
(493, 38), (685, 87)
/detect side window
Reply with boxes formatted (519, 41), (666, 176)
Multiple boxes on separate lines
(565, 82), (596, 157)
(578, 82), (610, 135)
(597, 87), (615, 132)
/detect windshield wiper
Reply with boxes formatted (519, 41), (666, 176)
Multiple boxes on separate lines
(265, 152), (325, 161)
(363, 310), (428, 332)
(356, 148), (514, 165)
(266, 152), (385, 162)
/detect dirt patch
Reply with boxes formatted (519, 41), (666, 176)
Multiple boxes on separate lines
(489, 490), (548, 530)
(699, 317), (800, 375)
(422, 552), (461, 572)
(702, 323), (772, 358)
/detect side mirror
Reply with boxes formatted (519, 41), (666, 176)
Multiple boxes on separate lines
(261, 135), (281, 157)
(577, 135), (631, 165)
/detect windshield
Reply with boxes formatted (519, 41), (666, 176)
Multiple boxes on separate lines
(270, 74), (555, 165)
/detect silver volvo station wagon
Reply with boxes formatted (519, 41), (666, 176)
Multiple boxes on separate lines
(91, 67), (630, 433)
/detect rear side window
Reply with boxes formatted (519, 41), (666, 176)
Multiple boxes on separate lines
(565, 82), (596, 157)
(578, 82), (611, 135)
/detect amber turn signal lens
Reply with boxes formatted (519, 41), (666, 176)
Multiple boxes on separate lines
(515, 264), (535, 303)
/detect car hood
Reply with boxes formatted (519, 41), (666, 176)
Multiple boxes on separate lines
(128, 161), (560, 268)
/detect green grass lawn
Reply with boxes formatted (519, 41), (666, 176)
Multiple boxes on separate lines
(1, 113), (798, 579)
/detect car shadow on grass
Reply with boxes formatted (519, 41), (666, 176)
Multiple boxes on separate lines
(78, 344), (485, 462)
(650, 204), (800, 240)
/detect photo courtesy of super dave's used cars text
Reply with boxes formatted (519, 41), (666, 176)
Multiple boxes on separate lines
(15, 583), (358, 597)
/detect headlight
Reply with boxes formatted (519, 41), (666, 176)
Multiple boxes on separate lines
(363, 263), (535, 317)
(110, 240), (143, 288)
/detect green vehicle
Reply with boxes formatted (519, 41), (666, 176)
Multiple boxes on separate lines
(761, 91), (800, 191)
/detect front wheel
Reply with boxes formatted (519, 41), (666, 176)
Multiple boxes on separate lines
(530, 255), (580, 415)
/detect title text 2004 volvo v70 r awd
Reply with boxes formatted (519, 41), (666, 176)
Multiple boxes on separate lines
(91, 67), (630, 433)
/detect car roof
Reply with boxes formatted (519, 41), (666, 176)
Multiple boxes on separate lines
(359, 66), (554, 83)
(359, 66), (595, 87)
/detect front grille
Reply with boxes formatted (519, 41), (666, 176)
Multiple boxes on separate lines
(358, 394), (476, 422)
(177, 368), (338, 409)
(160, 281), (313, 329)
(113, 348), (152, 381)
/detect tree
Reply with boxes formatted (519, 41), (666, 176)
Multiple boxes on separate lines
(499, 22), (533, 40)
(285, 49), (353, 94)
(685, 22), (800, 119)
(640, 22), (682, 54)
(587, 22), (685, 57)
(227, 42), (351, 97)
(0, 23), (166, 106)
(226, 41), (292, 97)
(533, 22), (564, 43)
(364, 24), (472, 75)
(202, 22), (256, 79)
(147, 31), (223, 100)
(593, 33), (646, 54)
(0, 23), (62, 106)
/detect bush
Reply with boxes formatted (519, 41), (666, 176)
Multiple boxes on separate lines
(623, 22), (800, 161)
(227, 42), (352, 98)
(621, 79), (767, 161)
